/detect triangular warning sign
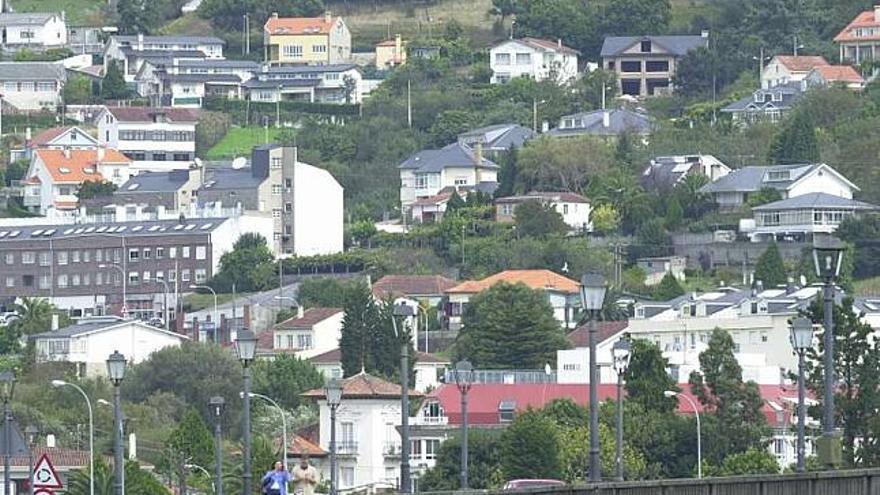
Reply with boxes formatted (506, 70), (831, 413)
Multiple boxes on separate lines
(32, 454), (63, 489)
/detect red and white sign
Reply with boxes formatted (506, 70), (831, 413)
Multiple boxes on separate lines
(32, 454), (63, 489)
(35, 489), (55, 495)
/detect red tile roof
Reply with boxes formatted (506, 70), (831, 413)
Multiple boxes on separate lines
(11, 447), (89, 467)
(835, 9), (880, 42)
(520, 37), (580, 56)
(104, 106), (199, 123)
(773, 55), (829, 72)
(36, 148), (131, 184)
(410, 192), (452, 207)
(566, 321), (629, 347)
(264, 15), (341, 36)
(281, 435), (327, 457)
(371, 275), (458, 299)
(446, 269), (580, 295)
(811, 65), (864, 84)
(275, 308), (342, 330)
(31, 126), (71, 146)
(302, 371), (422, 399)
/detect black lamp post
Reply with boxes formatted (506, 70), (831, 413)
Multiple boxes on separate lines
(611, 339), (632, 481)
(106, 351), (126, 495)
(790, 317), (814, 473)
(235, 329), (257, 495)
(25, 425), (38, 495)
(325, 379), (343, 495)
(391, 303), (416, 494)
(209, 396), (225, 495)
(580, 273), (607, 483)
(812, 234), (845, 468)
(453, 360), (473, 490)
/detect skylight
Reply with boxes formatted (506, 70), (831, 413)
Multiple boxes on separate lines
(31, 229), (43, 236)
(43, 229), (56, 236)
(63, 228), (74, 235)
(8, 231), (19, 238)
(148, 225), (161, 232)
(184, 224), (196, 230)
(0, 232), (6, 238)
(132, 226), (143, 232)
(84, 227), (96, 233)
(200, 223), (213, 230)
(96, 226), (108, 233)
(59, 167), (70, 174)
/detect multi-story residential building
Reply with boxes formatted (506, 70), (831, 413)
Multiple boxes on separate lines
(243, 64), (363, 104)
(722, 82), (805, 125)
(834, 5), (880, 64)
(444, 269), (580, 330)
(399, 142), (499, 219)
(22, 148), (133, 216)
(112, 168), (202, 212)
(103, 34), (225, 82)
(0, 215), (273, 319)
(96, 106), (199, 172)
(0, 12), (67, 49)
(742, 192), (878, 242)
(489, 37), (580, 85)
(375, 35), (406, 69)
(263, 12), (351, 66)
(640, 154), (731, 193)
(547, 108), (654, 139)
(136, 59), (259, 107)
(256, 307), (343, 359)
(495, 192), (592, 232)
(0, 61), (65, 110)
(601, 34), (708, 96)
(699, 163), (858, 212)
(761, 55), (829, 89)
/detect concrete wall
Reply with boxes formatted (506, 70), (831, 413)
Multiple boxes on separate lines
(671, 234), (809, 270)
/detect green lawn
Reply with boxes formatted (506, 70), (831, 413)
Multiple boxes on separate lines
(11, 0), (105, 25)
(205, 127), (286, 160)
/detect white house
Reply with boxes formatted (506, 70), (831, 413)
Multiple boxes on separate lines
(308, 348), (448, 393)
(0, 61), (66, 111)
(489, 37), (579, 85)
(136, 59), (259, 107)
(29, 126), (99, 151)
(700, 163), (859, 212)
(302, 372), (422, 491)
(494, 191), (592, 232)
(742, 192), (878, 242)
(0, 12), (67, 49)
(640, 154), (731, 192)
(444, 269), (581, 330)
(30, 315), (188, 376)
(257, 307), (343, 359)
(22, 147), (133, 216)
(761, 55), (829, 89)
(399, 142), (499, 219)
(103, 34), (225, 82)
(96, 106), (198, 173)
(243, 64), (363, 104)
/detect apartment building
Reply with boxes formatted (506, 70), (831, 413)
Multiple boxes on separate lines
(103, 34), (225, 82)
(601, 34), (708, 96)
(243, 64), (363, 104)
(96, 106), (198, 172)
(263, 12), (351, 66)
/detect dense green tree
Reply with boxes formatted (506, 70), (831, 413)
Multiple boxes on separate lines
(495, 148), (519, 197)
(456, 282), (569, 368)
(514, 200), (569, 237)
(689, 329), (768, 465)
(664, 196), (683, 231)
(211, 233), (275, 292)
(600, 0), (671, 36)
(674, 175), (714, 220)
(516, 136), (613, 192)
(101, 60), (130, 100)
(754, 243), (787, 288)
(837, 215), (880, 278)
(673, 47), (723, 98)
(626, 339), (679, 413)
(768, 110), (820, 164)
(63, 74), (94, 104)
(446, 191), (466, 213)
(652, 272), (685, 300)
(429, 110), (476, 146)
(746, 187), (783, 208)
(512, 0), (598, 56)
(198, 0), (323, 30)
(2, 298), (72, 354)
(631, 218), (671, 260)
(710, 448), (780, 476)
(296, 277), (364, 309)
(577, 69), (619, 110)
(166, 408), (214, 469)
(253, 355), (324, 410)
(591, 204), (621, 235)
(420, 430), (504, 490)
(77, 180), (117, 200)
(501, 409), (563, 480)
(116, 0), (161, 34)
(490, 0), (522, 21)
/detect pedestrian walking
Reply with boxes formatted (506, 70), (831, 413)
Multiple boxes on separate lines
(292, 456), (318, 495)
(262, 461), (291, 495)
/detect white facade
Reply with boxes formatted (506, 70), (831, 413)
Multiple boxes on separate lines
(273, 311), (343, 359)
(637, 256), (687, 286)
(292, 161), (344, 256)
(761, 56), (829, 89)
(0, 62), (65, 111)
(103, 34), (225, 82)
(96, 108), (197, 173)
(490, 38), (579, 85)
(496, 194), (592, 232)
(245, 65), (364, 105)
(400, 167), (498, 209)
(0, 13), (68, 48)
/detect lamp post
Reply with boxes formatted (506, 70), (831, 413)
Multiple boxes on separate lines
(325, 379), (343, 495)
(106, 351), (127, 495)
(580, 273), (607, 483)
(248, 393), (288, 471)
(612, 339), (632, 481)
(25, 425), (37, 495)
(235, 329), (257, 495)
(185, 464), (215, 493)
(391, 303), (415, 494)
(812, 234), (845, 468)
(190, 284), (218, 343)
(665, 391), (701, 479)
(790, 317), (814, 473)
(51, 380), (94, 495)
(453, 360), (473, 490)
(209, 396), (225, 495)
(0, 371), (14, 495)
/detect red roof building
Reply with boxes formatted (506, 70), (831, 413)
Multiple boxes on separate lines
(371, 275), (457, 301)
(834, 6), (880, 63)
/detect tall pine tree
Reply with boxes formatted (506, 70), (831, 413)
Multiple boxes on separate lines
(753, 243), (787, 288)
(625, 339), (679, 413)
(768, 110), (819, 164)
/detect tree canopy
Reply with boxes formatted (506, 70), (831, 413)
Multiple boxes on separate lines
(211, 233), (275, 292)
(514, 200), (569, 237)
(754, 243), (787, 288)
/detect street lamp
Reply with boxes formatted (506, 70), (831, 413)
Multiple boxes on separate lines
(325, 379), (343, 495)
(25, 425), (38, 495)
(209, 396), (225, 495)
(248, 393), (288, 471)
(0, 371), (14, 495)
(235, 328), (257, 495)
(580, 273), (606, 483)
(453, 360), (473, 490)
(790, 317), (813, 473)
(106, 351), (126, 495)
(391, 303), (415, 494)
(51, 380), (94, 495)
(665, 391), (701, 479)
(812, 234), (845, 468)
(98, 264), (127, 318)
(612, 339), (632, 481)
(190, 284), (218, 343)
(185, 464), (215, 494)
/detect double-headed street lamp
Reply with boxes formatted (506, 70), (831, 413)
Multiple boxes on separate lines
(665, 391), (701, 479)
(453, 360), (473, 490)
(209, 396), (225, 495)
(1, 371), (14, 495)
(612, 339), (632, 481)
(325, 379), (343, 495)
(51, 380), (94, 495)
(790, 317), (814, 473)
(390, 303), (416, 494)
(580, 273), (607, 483)
(106, 351), (127, 495)
(812, 234), (845, 468)
(235, 329), (257, 495)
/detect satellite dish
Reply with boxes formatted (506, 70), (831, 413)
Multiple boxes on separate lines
(231, 157), (247, 169)
(194, 157), (204, 168)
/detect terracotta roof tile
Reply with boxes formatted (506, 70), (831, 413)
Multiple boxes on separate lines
(410, 192), (453, 207)
(811, 65), (864, 83)
(104, 106), (199, 123)
(773, 55), (829, 72)
(835, 10), (880, 42)
(371, 275), (458, 299)
(275, 308), (343, 330)
(264, 16), (340, 36)
(36, 148), (131, 184)
(446, 269), (580, 295)
(31, 126), (71, 146)
(567, 321), (629, 347)
(302, 371), (423, 399)
(281, 435), (327, 457)
(11, 447), (89, 467)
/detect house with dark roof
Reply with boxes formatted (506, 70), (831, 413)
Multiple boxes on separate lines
(112, 168), (202, 211)
(399, 141), (499, 221)
(243, 63), (363, 104)
(835, 6), (880, 64)
(743, 192), (878, 242)
(547, 108), (654, 139)
(135, 58), (259, 107)
(699, 162), (858, 212)
(489, 37), (580, 84)
(96, 106), (199, 172)
(104, 34), (225, 82)
(257, 307), (343, 359)
(0, 61), (66, 110)
(457, 123), (536, 154)
(601, 34), (708, 96)
(761, 55), (829, 89)
(0, 12), (67, 49)
(495, 191), (592, 232)
(722, 82), (805, 125)
(640, 154), (731, 192)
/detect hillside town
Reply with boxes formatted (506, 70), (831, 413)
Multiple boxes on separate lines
(0, 0), (880, 494)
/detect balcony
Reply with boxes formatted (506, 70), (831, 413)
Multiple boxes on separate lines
(411, 416), (448, 426)
(383, 442), (401, 457)
(337, 441), (358, 455)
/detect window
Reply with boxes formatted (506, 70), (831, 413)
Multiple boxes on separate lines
(2, 253), (11, 265)
(129, 272), (140, 285)
(641, 40), (652, 52)
(297, 334), (313, 349)
(96, 249), (103, 263)
(341, 467), (354, 488)
(454, 178), (468, 186)
(96, 273), (103, 286)
(341, 422), (356, 451)
(173, 153), (190, 161)
(286, 335), (294, 349)
(143, 271), (151, 283)
(37, 82), (55, 92)
(283, 44), (303, 58)
(22, 252), (35, 264)
(38, 275), (50, 289)
(499, 401), (516, 423)
(645, 60), (669, 72)
(271, 157), (282, 169)
(156, 247), (165, 259)
(195, 246), (206, 260)
(153, 153), (167, 161)
(285, 179), (292, 188)
(285, 203), (293, 213)
(169, 271), (177, 283)
(411, 440), (422, 459)
(495, 53), (511, 65)
(170, 247), (177, 259)
(4, 277), (13, 288)
(276, 335), (283, 349)
(425, 439), (440, 460)
(57, 274), (68, 288)
(181, 269), (191, 282)
(272, 184), (282, 195)
(83, 250), (90, 263)
(621, 61), (641, 72)
(515, 53), (531, 65)
(143, 248), (151, 260)
(767, 170), (790, 181)
(312, 44), (327, 53)
(500, 204), (513, 215)
(129, 249), (140, 262)
(195, 269), (207, 283)
(563, 204), (569, 214)
(156, 271), (165, 281)
(273, 209), (282, 219)
(71, 250), (80, 263)
(72, 274), (81, 287)
(57, 251), (68, 265)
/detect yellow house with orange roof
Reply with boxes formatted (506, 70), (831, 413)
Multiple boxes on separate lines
(263, 12), (351, 65)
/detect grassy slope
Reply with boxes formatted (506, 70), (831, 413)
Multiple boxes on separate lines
(10, 0), (105, 25)
(205, 127), (286, 160)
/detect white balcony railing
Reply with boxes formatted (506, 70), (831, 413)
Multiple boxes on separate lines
(411, 416), (448, 426)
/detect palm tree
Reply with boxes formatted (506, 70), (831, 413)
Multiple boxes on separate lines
(10, 297), (58, 336)
(66, 460), (170, 495)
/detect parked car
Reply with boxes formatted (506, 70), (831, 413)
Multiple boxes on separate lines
(502, 479), (566, 491)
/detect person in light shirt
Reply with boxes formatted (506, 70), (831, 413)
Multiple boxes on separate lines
(292, 456), (319, 495)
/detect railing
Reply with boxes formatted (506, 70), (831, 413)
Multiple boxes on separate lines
(442, 369), (557, 384)
(337, 441), (358, 455)
(411, 416), (448, 426)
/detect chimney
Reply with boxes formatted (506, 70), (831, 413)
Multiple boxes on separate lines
(271, 12), (278, 19)
(541, 120), (549, 133)
(137, 33), (144, 51)
(63, 146), (71, 158)
(51, 314), (59, 331)
(602, 111), (610, 128)
(756, 280), (764, 293)
(297, 305), (304, 319)
(557, 38), (562, 48)
(97, 146), (105, 161)
(128, 433), (137, 460)
(25, 127), (31, 141)
(473, 141), (483, 166)
(325, 11), (332, 24)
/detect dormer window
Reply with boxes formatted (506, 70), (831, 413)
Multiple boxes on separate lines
(772, 92), (782, 102)
(499, 400), (516, 423)
(640, 40), (652, 53)
(750, 301), (758, 314)
(767, 170), (790, 181)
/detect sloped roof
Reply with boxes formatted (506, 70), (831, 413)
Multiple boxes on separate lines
(547, 108), (654, 137)
(600, 35), (707, 57)
(773, 55), (829, 72)
(275, 308), (343, 330)
(446, 269), (580, 295)
(118, 170), (190, 194)
(567, 321), (629, 347)
(264, 15), (341, 35)
(302, 371), (422, 399)
(371, 275), (458, 299)
(699, 164), (820, 194)
(308, 348), (447, 365)
(722, 83), (805, 113)
(495, 37), (580, 56)
(495, 191), (589, 204)
(409, 192), (453, 207)
(0, 61), (66, 81)
(31, 126), (98, 147)
(284, 435), (327, 457)
(104, 107), (199, 123)
(0, 12), (56, 26)
(751, 192), (878, 211)
(835, 9), (880, 42)
(398, 142), (500, 172)
(35, 148), (131, 184)
(810, 65), (864, 84)
(114, 35), (224, 45)
(30, 316), (188, 340)
(458, 123), (536, 151)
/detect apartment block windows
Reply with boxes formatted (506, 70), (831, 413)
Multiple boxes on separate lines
(272, 184), (283, 195)
(22, 252), (35, 264)
(3, 253), (11, 265)
(181, 269), (191, 282)
(4, 277), (13, 288)
(143, 248), (151, 260)
(129, 272), (140, 285)
(156, 247), (165, 259)
(170, 247), (177, 259)
(195, 246), (206, 260)
(96, 249), (103, 263)
(195, 269), (207, 283)
(57, 275), (68, 288)
(182, 246), (191, 258)
(39, 252), (50, 266)
(57, 251), (68, 265)
(38, 275), (50, 290)
(129, 249), (140, 262)
(143, 271), (151, 283)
